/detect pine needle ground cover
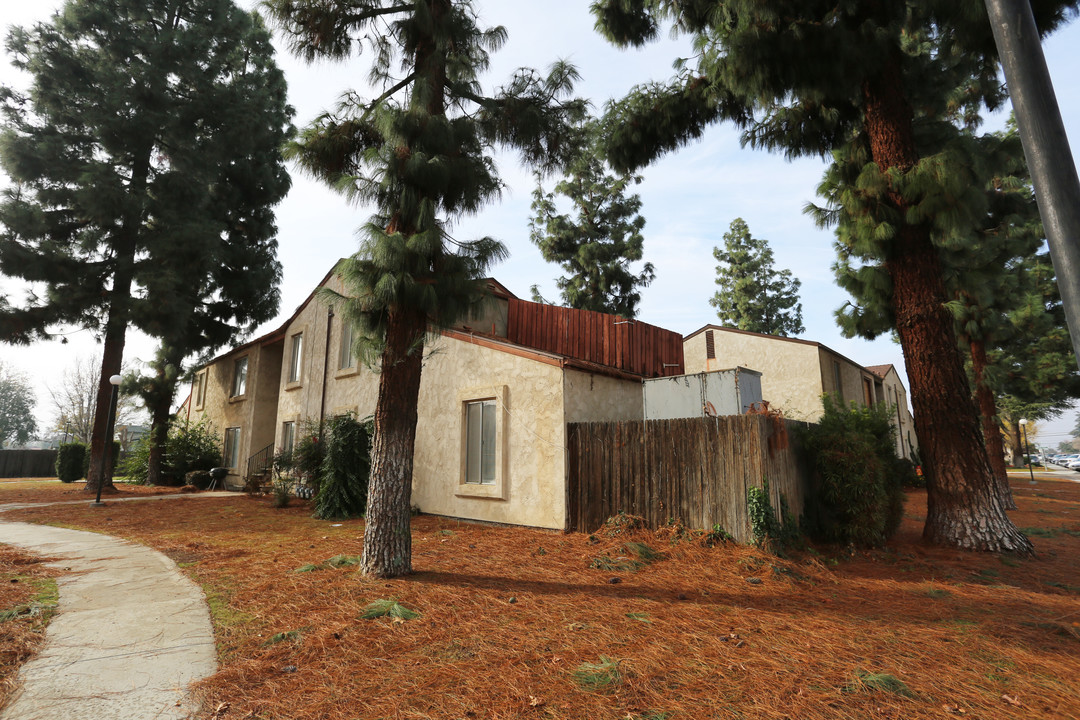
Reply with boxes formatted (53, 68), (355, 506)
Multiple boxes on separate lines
(0, 478), (184, 506)
(0, 545), (59, 708)
(2, 477), (1079, 719)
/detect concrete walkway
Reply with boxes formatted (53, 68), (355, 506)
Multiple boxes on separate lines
(0, 509), (220, 719)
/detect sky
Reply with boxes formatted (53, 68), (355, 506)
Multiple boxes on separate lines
(1, 1), (1079, 451)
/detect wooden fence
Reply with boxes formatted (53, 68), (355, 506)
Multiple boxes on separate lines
(566, 415), (809, 542)
(0, 450), (58, 479)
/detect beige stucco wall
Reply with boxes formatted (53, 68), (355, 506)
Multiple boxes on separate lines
(562, 369), (644, 424)
(684, 329), (825, 421)
(818, 348), (878, 410)
(189, 339), (281, 478)
(875, 367), (919, 460)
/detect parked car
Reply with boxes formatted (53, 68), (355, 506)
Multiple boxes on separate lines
(1067, 457), (1080, 471)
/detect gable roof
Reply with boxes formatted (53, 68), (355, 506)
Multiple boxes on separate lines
(864, 364), (895, 379)
(685, 324), (885, 380)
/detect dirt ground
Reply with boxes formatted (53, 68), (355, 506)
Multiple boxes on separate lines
(2, 476), (1078, 720)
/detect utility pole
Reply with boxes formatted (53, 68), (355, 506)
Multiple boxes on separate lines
(984, 0), (1080, 370)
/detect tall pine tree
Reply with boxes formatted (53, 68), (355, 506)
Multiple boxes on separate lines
(0, 0), (292, 494)
(710, 218), (803, 336)
(592, 0), (1079, 554)
(529, 120), (654, 317)
(265, 0), (584, 577)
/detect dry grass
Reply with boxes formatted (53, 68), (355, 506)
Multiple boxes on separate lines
(1, 475), (1079, 719)
(0, 545), (60, 708)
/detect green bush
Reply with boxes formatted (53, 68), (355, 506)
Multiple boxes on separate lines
(313, 413), (372, 520)
(292, 419), (326, 487)
(120, 420), (221, 486)
(56, 443), (87, 483)
(798, 396), (906, 548)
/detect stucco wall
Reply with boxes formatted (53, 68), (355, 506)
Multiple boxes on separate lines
(876, 368), (919, 460)
(562, 370), (644, 424)
(189, 340), (280, 477)
(684, 329), (825, 421)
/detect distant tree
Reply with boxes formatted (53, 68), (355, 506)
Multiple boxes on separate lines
(0, 361), (36, 446)
(265, 0), (584, 577)
(47, 354), (142, 445)
(529, 120), (654, 317)
(0, 0), (292, 495)
(709, 218), (803, 336)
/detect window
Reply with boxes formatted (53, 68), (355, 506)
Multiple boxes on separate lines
(281, 421), (296, 455)
(705, 330), (715, 360)
(195, 371), (207, 407)
(287, 333), (304, 383)
(232, 357), (248, 397)
(339, 320), (355, 370)
(832, 361), (843, 401)
(863, 377), (874, 407)
(224, 427), (241, 469)
(465, 399), (497, 485)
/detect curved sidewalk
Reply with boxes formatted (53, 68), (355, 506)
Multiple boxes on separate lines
(0, 520), (218, 720)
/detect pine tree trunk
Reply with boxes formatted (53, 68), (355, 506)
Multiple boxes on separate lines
(85, 151), (150, 495)
(969, 338), (1015, 509)
(146, 378), (174, 486)
(85, 309), (128, 495)
(862, 58), (1032, 555)
(360, 309), (426, 578)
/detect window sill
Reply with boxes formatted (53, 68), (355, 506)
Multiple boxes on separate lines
(335, 366), (359, 379)
(455, 482), (505, 500)
(228, 395), (246, 404)
(284, 381), (303, 391)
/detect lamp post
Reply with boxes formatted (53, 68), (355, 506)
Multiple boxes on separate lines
(92, 374), (123, 507)
(1018, 418), (1036, 485)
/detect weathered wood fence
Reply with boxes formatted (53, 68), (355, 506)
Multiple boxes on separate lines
(0, 450), (58, 479)
(566, 415), (809, 542)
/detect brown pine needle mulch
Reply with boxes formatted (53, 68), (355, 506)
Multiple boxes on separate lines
(2, 476), (1079, 719)
(0, 478), (184, 506)
(0, 545), (60, 709)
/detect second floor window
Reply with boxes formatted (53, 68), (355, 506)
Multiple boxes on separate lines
(288, 333), (304, 383)
(232, 357), (248, 397)
(339, 321), (355, 370)
(195, 371), (207, 407)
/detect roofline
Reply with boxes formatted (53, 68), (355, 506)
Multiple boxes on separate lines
(441, 328), (646, 383)
(685, 324), (893, 383)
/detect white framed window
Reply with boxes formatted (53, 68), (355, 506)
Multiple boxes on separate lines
(457, 385), (507, 499)
(224, 427), (241, 469)
(195, 371), (207, 408)
(231, 357), (248, 397)
(465, 400), (497, 485)
(287, 332), (304, 383)
(339, 320), (356, 370)
(281, 421), (296, 455)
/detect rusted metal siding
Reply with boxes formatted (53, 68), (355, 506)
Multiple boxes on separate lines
(506, 298), (684, 378)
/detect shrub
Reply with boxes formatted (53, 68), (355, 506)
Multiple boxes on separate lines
(185, 470), (212, 490)
(313, 413), (372, 520)
(292, 420), (325, 487)
(120, 419), (221, 486)
(798, 396), (906, 547)
(56, 443), (87, 483)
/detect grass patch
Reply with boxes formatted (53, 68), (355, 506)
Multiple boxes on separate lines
(359, 599), (420, 621)
(843, 669), (915, 698)
(626, 612), (652, 623)
(925, 587), (950, 599)
(0, 577), (58, 624)
(572, 656), (621, 690)
(262, 629), (304, 647)
(293, 554), (362, 573)
(1045, 581), (1080, 592)
(590, 542), (665, 572)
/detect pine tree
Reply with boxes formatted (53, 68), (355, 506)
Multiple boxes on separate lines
(265, 0), (585, 577)
(0, 361), (36, 447)
(0, 0), (292, 494)
(710, 218), (803, 336)
(592, 0), (1079, 554)
(529, 121), (654, 317)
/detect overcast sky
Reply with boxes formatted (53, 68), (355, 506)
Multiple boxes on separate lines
(2, 1), (1079, 449)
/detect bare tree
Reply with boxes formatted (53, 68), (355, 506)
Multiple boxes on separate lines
(48, 354), (143, 443)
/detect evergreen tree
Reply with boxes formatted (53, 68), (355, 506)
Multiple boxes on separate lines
(265, 0), (584, 577)
(0, 361), (36, 446)
(592, 0), (1079, 554)
(529, 121), (653, 317)
(709, 218), (803, 336)
(0, 0), (292, 494)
